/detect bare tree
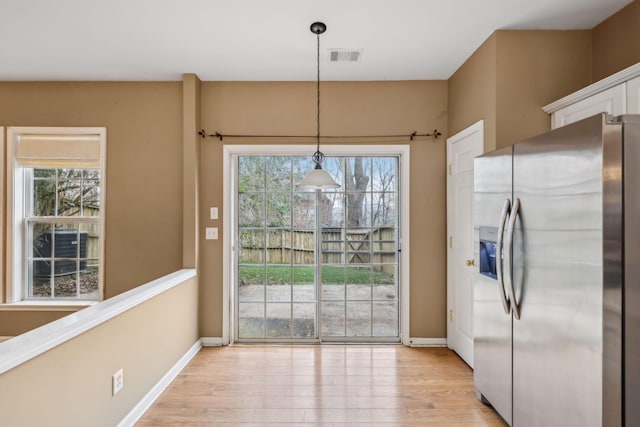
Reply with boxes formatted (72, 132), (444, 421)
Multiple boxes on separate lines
(346, 158), (369, 227)
(34, 169), (100, 217)
(372, 158), (396, 226)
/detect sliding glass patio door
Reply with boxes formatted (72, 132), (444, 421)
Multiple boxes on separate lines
(235, 154), (399, 342)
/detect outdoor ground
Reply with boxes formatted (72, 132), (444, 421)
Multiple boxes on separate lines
(238, 283), (398, 339)
(31, 270), (99, 299)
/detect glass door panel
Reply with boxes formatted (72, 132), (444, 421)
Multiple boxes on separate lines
(237, 156), (317, 341)
(320, 156), (399, 341)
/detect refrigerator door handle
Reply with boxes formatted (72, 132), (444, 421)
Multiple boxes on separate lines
(496, 199), (511, 314)
(504, 198), (521, 320)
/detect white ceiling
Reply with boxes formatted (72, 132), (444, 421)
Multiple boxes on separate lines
(0, 0), (632, 81)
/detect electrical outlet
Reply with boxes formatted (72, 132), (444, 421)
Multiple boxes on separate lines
(205, 227), (218, 240)
(112, 368), (124, 396)
(210, 207), (218, 220)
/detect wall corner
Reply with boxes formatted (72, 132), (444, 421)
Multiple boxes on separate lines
(182, 73), (202, 270)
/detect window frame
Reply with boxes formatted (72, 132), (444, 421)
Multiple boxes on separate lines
(5, 127), (107, 304)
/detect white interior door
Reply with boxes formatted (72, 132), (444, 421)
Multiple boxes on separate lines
(446, 121), (483, 367)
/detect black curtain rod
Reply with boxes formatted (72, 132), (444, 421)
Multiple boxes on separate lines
(197, 129), (442, 141)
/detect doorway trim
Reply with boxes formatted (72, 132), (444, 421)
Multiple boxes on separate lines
(222, 144), (410, 345)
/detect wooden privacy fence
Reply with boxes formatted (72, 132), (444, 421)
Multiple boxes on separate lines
(239, 227), (396, 273)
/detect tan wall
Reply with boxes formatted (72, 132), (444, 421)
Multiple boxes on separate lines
(592, 0), (640, 81)
(449, 31), (592, 152)
(183, 74), (201, 269)
(0, 82), (184, 330)
(448, 34), (497, 152)
(199, 81), (449, 338)
(495, 30), (592, 148)
(0, 83), (184, 297)
(0, 309), (75, 336)
(0, 276), (198, 427)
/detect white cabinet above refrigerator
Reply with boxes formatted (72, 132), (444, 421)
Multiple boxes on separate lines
(543, 62), (640, 129)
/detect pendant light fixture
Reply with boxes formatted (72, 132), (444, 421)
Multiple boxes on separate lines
(297, 22), (340, 190)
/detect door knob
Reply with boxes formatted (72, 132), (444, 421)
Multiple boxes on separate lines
(466, 259), (475, 267)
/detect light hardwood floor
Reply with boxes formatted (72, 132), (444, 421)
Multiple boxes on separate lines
(137, 345), (506, 426)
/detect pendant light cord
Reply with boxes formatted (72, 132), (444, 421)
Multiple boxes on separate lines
(313, 31), (324, 167)
(316, 32), (321, 154)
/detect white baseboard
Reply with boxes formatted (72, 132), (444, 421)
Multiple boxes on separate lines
(407, 338), (447, 347)
(201, 337), (225, 346)
(118, 340), (202, 427)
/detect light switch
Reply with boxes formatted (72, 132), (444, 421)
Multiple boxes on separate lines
(210, 207), (218, 220)
(205, 227), (218, 240)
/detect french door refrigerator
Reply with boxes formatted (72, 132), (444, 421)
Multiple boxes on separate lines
(473, 113), (639, 427)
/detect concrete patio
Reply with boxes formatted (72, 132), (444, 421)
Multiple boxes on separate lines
(237, 284), (398, 339)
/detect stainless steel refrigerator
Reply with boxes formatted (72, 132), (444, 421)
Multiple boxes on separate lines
(473, 113), (639, 427)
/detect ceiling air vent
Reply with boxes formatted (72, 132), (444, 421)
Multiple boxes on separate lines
(328, 49), (363, 62)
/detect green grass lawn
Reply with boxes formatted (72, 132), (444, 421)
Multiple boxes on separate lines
(238, 265), (394, 285)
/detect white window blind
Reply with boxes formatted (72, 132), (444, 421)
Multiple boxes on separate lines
(16, 134), (101, 168)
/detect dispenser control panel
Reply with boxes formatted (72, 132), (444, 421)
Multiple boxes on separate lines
(479, 226), (498, 280)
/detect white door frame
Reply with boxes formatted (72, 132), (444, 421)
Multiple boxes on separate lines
(222, 144), (411, 345)
(446, 121), (484, 366)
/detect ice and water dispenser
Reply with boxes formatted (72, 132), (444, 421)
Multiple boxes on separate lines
(479, 226), (498, 280)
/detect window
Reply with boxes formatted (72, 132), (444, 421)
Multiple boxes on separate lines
(28, 168), (101, 299)
(6, 128), (106, 303)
